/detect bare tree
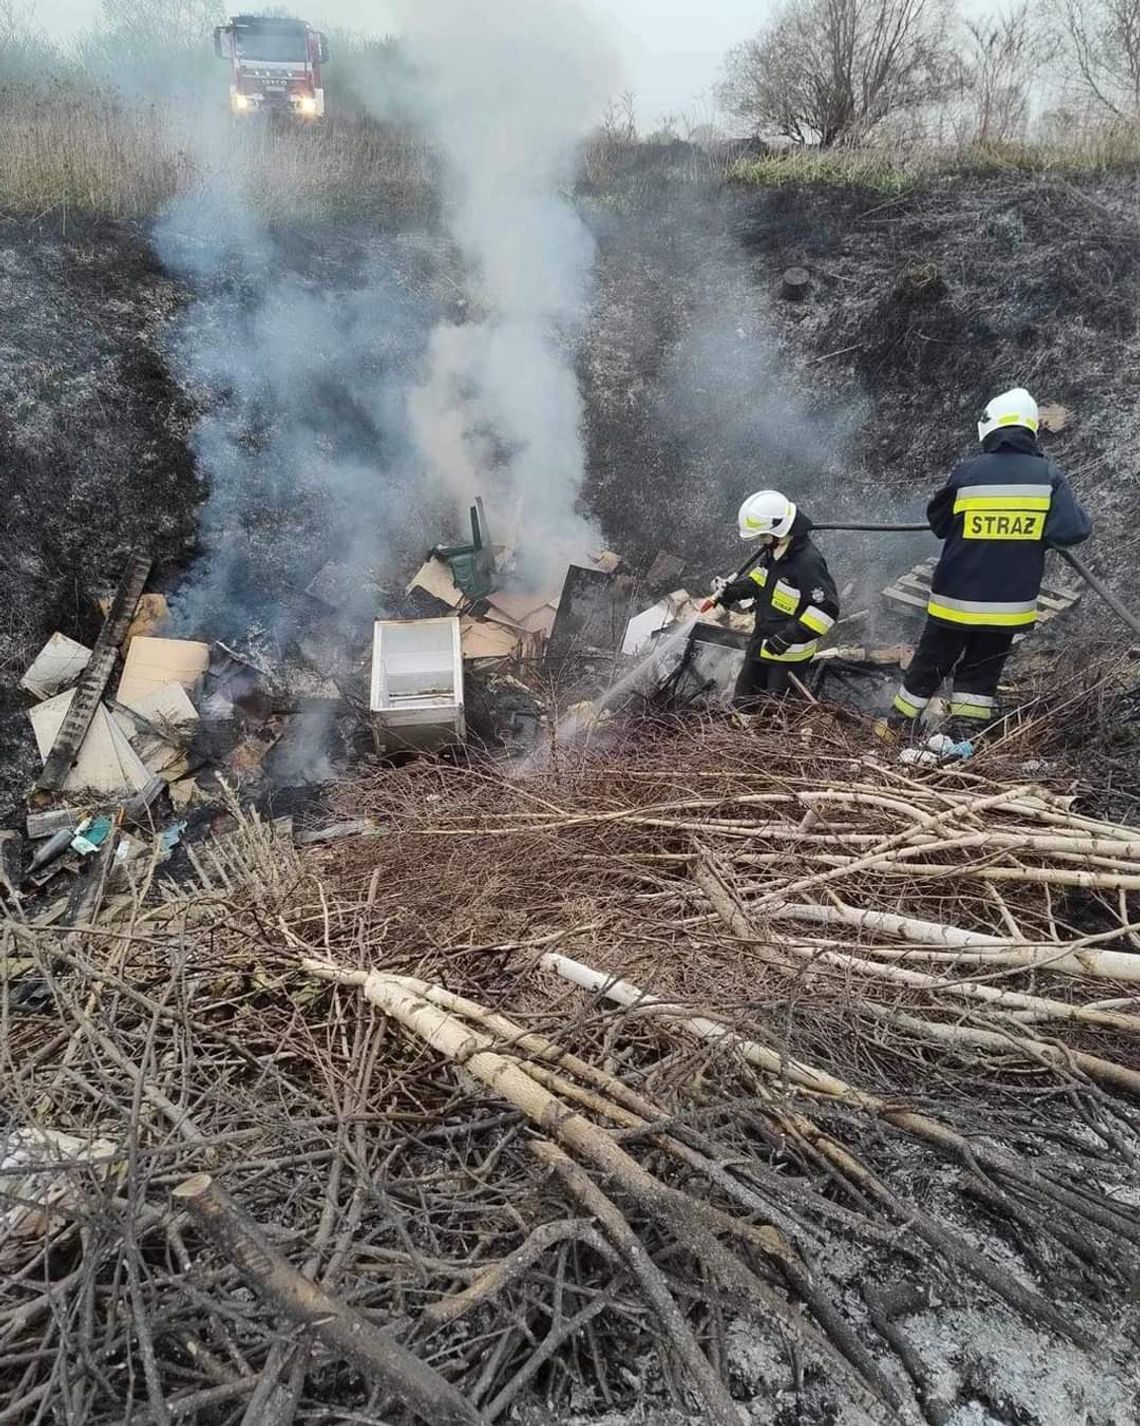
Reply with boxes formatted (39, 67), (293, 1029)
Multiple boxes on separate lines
(962, 2), (1044, 142)
(719, 0), (955, 147)
(1052, 0), (1140, 118)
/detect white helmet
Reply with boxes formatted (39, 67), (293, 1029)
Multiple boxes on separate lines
(978, 387), (1038, 443)
(738, 489), (796, 541)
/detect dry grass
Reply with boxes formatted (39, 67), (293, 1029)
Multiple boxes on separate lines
(0, 90), (194, 218)
(0, 89), (433, 220)
(727, 126), (1140, 193)
(2, 80), (1138, 219)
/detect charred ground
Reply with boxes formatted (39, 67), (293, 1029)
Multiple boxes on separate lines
(1, 165), (1138, 814)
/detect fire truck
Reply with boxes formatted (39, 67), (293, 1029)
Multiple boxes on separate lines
(213, 14), (330, 119)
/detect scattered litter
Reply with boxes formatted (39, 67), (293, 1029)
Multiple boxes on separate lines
(117, 636), (210, 713)
(546, 563), (625, 667)
(27, 826), (76, 876)
(99, 590), (168, 648)
(200, 690), (235, 721)
(26, 808), (80, 840)
(71, 816), (113, 856)
(0, 1128), (118, 1266)
(19, 633), (93, 701)
(484, 588), (559, 634)
(430, 497), (497, 599)
(370, 617), (465, 751)
(460, 616), (526, 661)
(160, 821), (188, 854)
(622, 594), (681, 656)
(168, 778), (203, 811)
(406, 555), (465, 610)
(646, 549), (686, 588)
(29, 691), (153, 796)
(124, 682), (199, 732)
(35, 554), (152, 795)
(228, 719), (286, 780)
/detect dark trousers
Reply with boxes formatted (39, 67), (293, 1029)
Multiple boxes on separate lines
(895, 621), (1015, 724)
(733, 657), (791, 709)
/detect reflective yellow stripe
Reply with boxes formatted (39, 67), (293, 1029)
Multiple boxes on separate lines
(893, 693), (923, 718)
(748, 567), (768, 588)
(948, 701), (994, 720)
(928, 600), (1037, 627)
(760, 641), (817, 663)
(800, 607), (834, 636)
(961, 510), (1045, 541)
(771, 587), (798, 615)
(996, 412), (1037, 430)
(954, 495), (1051, 511)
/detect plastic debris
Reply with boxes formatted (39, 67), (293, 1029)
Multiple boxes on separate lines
(160, 821), (189, 854)
(71, 816), (113, 856)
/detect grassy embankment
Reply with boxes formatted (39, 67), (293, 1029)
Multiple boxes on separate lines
(0, 78), (1138, 220)
(0, 88), (432, 221)
(727, 127), (1140, 193)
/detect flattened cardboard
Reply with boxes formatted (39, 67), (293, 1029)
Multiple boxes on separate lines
(117, 637), (210, 714)
(20, 634), (93, 701)
(29, 691), (153, 795)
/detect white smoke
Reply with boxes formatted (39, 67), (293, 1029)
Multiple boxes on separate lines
(151, 0), (620, 642)
(386, 0), (620, 586)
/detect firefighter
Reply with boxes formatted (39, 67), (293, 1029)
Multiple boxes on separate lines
(891, 387), (1091, 736)
(712, 489), (840, 708)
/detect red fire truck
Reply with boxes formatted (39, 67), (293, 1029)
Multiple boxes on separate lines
(214, 14), (330, 119)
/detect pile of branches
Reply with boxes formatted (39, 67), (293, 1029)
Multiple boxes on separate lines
(3, 709), (1140, 1425)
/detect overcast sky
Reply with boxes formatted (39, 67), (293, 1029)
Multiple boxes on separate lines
(32, 0), (766, 123)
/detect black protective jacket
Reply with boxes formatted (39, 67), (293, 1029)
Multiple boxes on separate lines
(720, 511), (840, 662)
(926, 429), (1091, 629)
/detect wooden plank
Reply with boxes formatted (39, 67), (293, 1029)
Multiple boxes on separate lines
(882, 588), (927, 610)
(36, 553), (152, 793)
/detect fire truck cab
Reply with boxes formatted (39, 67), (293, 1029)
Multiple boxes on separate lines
(214, 14), (329, 119)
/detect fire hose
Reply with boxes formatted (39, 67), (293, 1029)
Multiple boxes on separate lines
(702, 521), (1140, 639)
(810, 522), (1140, 641)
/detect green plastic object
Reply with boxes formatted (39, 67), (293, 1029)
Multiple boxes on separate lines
(432, 497), (496, 600)
(71, 815), (113, 856)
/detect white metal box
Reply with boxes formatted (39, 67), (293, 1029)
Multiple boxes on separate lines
(370, 617), (466, 751)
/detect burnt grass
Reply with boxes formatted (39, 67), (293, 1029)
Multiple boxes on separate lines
(0, 214), (202, 809)
(2, 169), (1139, 815)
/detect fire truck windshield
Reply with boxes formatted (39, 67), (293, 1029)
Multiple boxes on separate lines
(234, 28), (308, 62)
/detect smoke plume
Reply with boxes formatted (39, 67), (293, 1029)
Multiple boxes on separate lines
(387, 0), (620, 586)
(155, 189), (438, 640)
(153, 0), (619, 642)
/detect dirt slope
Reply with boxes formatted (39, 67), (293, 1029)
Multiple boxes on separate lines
(1, 170), (1137, 813)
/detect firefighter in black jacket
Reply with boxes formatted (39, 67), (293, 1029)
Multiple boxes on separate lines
(892, 387), (1091, 734)
(713, 489), (840, 707)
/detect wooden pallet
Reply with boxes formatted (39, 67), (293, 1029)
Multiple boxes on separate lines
(157, 816), (297, 905)
(881, 559), (1082, 623)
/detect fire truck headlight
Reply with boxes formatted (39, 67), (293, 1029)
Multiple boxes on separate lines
(298, 95), (318, 115)
(233, 93), (251, 111)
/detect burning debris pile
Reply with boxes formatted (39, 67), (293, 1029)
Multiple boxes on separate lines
(0, 523), (711, 939)
(3, 703), (1140, 1424)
